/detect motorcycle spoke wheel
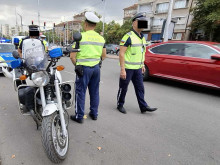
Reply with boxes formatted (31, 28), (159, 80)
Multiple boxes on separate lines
(41, 112), (69, 163)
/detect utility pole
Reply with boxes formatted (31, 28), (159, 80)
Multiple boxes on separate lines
(163, 0), (174, 42)
(60, 33), (61, 46)
(67, 21), (68, 45)
(15, 7), (18, 35)
(102, 0), (106, 36)
(37, 0), (40, 28)
(17, 13), (23, 35)
(53, 28), (54, 44)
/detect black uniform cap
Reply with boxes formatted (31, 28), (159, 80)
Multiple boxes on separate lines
(29, 25), (39, 32)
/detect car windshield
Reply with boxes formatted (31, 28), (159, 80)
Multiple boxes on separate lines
(213, 44), (220, 49)
(0, 44), (15, 53)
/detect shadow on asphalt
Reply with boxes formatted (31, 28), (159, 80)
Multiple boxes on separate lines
(145, 77), (220, 96)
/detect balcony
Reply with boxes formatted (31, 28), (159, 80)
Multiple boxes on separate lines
(174, 24), (186, 30)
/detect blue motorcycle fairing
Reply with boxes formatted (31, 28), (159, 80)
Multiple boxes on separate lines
(49, 48), (63, 58)
(11, 59), (22, 69)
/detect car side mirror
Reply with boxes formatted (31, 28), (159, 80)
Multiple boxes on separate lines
(211, 54), (220, 60)
(12, 51), (19, 59)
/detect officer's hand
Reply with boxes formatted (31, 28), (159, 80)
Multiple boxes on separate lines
(142, 66), (146, 74)
(120, 69), (126, 80)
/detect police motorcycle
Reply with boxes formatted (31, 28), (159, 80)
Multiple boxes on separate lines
(10, 32), (82, 163)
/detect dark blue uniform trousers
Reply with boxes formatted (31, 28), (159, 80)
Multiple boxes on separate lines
(75, 64), (100, 120)
(117, 68), (148, 109)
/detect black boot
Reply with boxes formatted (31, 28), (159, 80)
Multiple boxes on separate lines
(89, 113), (98, 120)
(117, 106), (127, 114)
(141, 106), (157, 113)
(70, 115), (83, 124)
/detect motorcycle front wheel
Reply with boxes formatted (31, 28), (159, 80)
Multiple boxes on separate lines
(41, 112), (69, 163)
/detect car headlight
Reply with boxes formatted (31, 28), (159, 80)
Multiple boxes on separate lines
(31, 71), (49, 87)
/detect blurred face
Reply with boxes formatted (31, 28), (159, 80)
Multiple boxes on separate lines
(30, 36), (38, 39)
(133, 20), (144, 31)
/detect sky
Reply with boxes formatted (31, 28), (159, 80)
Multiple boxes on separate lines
(0, 0), (137, 30)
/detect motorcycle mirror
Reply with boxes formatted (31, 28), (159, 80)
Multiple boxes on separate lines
(66, 45), (73, 52)
(73, 32), (82, 42)
(12, 51), (19, 59)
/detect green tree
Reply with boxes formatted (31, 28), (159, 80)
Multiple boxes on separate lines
(191, 0), (220, 41)
(44, 30), (61, 44)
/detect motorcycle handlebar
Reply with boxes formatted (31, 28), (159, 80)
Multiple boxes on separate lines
(69, 49), (80, 53)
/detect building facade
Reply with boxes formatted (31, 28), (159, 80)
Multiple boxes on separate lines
(137, 0), (194, 41)
(2, 24), (10, 37)
(54, 12), (85, 45)
(123, 4), (138, 23)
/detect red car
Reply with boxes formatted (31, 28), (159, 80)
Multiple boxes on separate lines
(143, 41), (220, 89)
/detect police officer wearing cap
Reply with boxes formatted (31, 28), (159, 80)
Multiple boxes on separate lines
(40, 34), (48, 52)
(18, 25), (47, 57)
(70, 11), (106, 123)
(17, 25), (47, 116)
(117, 12), (157, 114)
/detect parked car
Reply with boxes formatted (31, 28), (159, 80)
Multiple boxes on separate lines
(0, 43), (15, 76)
(143, 41), (220, 89)
(106, 44), (120, 55)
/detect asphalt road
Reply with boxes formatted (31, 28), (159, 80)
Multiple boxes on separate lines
(0, 56), (220, 165)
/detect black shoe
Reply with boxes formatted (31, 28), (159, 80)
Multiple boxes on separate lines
(70, 115), (83, 124)
(89, 113), (97, 120)
(117, 106), (127, 114)
(141, 106), (157, 113)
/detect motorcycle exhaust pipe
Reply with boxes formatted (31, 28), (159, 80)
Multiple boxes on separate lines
(62, 92), (72, 101)
(61, 84), (71, 93)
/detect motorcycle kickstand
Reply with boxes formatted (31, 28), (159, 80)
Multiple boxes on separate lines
(30, 110), (41, 130)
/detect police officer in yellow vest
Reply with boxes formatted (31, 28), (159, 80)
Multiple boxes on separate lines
(70, 11), (106, 123)
(40, 34), (48, 52)
(117, 12), (157, 114)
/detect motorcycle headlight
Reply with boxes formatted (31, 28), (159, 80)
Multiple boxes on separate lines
(31, 71), (49, 87)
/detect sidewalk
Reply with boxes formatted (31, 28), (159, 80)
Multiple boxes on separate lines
(106, 54), (119, 59)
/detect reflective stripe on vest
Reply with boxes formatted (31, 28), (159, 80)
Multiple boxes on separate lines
(80, 41), (104, 46)
(125, 61), (144, 65)
(131, 44), (144, 47)
(77, 58), (100, 62)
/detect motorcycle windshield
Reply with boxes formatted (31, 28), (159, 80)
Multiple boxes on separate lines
(24, 41), (48, 72)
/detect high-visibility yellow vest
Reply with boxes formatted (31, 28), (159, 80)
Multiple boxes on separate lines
(43, 40), (48, 52)
(74, 30), (105, 67)
(123, 31), (147, 69)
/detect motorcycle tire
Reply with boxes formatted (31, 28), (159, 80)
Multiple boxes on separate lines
(41, 112), (69, 163)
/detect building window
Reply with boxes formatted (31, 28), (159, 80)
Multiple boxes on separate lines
(173, 17), (186, 24)
(156, 3), (169, 13)
(139, 4), (152, 13)
(174, 0), (188, 9)
(173, 33), (182, 40)
(152, 18), (163, 26)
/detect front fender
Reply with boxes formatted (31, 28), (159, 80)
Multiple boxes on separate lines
(42, 103), (58, 117)
(56, 70), (62, 83)
(2, 67), (13, 78)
